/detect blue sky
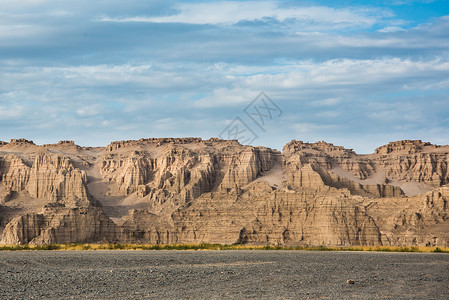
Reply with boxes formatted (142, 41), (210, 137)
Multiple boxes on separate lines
(0, 0), (448, 153)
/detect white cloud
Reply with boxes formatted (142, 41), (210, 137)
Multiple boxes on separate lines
(3, 58), (449, 115)
(189, 57), (449, 109)
(378, 26), (406, 32)
(76, 104), (102, 117)
(242, 58), (449, 89)
(0, 0), (51, 9)
(390, 0), (437, 5)
(310, 98), (342, 107)
(48, 64), (152, 81)
(193, 88), (257, 108)
(0, 24), (51, 40)
(99, 1), (387, 29)
(292, 123), (338, 134)
(0, 105), (27, 120)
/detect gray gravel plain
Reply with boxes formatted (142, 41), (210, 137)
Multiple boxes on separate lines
(0, 250), (448, 299)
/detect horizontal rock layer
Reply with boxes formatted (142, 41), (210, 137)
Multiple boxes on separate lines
(0, 138), (448, 246)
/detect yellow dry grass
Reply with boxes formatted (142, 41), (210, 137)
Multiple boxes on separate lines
(0, 243), (448, 252)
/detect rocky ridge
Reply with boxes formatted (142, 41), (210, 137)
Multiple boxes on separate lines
(0, 138), (447, 246)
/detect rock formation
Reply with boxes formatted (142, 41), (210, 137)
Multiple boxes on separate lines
(0, 138), (448, 246)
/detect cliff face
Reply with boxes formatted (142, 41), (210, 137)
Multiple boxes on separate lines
(374, 141), (449, 188)
(1, 207), (116, 245)
(0, 138), (448, 246)
(0, 152), (91, 207)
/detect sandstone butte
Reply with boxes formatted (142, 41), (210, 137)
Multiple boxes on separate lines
(0, 138), (447, 246)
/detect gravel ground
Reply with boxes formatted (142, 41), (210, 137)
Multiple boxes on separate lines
(0, 250), (448, 299)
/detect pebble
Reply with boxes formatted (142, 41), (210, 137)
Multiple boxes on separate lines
(0, 251), (447, 299)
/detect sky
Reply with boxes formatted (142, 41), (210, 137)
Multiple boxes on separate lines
(0, 0), (448, 153)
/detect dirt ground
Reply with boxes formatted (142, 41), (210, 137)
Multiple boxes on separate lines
(0, 250), (448, 299)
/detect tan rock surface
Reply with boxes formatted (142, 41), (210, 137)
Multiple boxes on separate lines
(0, 138), (448, 246)
(1, 207), (117, 245)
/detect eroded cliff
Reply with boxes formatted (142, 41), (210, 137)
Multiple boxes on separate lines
(0, 138), (447, 246)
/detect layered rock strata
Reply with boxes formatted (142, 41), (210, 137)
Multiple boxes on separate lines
(0, 138), (447, 246)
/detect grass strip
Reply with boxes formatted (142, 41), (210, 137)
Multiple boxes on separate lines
(0, 243), (448, 253)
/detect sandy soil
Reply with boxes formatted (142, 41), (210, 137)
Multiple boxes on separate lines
(85, 162), (151, 224)
(330, 166), (434, 196)
(85, 163), (129, 223)
(251, 161), (284, 188)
